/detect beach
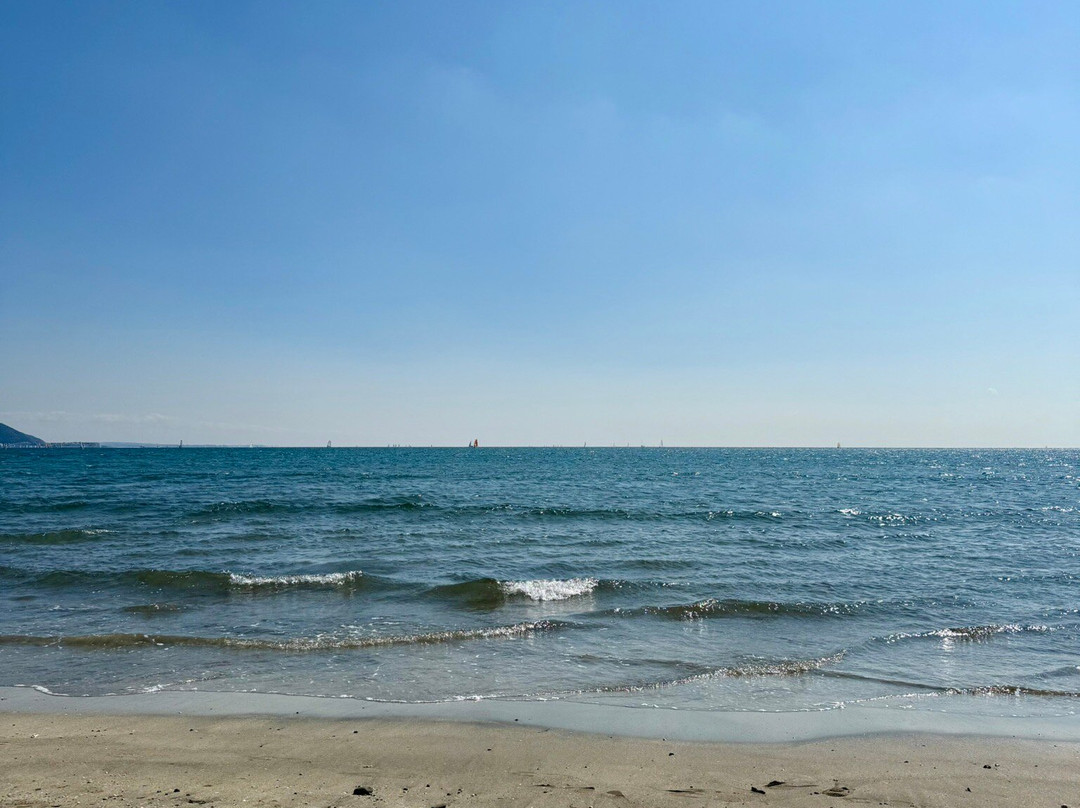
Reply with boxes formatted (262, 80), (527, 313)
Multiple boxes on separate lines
(4, 709), (1078, 808)
(6, 0), (1078, 801)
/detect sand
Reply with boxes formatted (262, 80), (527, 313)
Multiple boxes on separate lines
(2, 712), (1077, 808)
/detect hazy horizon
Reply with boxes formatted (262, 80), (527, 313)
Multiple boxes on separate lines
(1, 418), (1075, 450)
(3, 2), (1078, 447)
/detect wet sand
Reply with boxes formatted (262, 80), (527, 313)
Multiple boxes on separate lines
(2, 712), (1078, 808)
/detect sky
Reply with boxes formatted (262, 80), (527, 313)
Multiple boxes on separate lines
(1, 1), (1078, 447)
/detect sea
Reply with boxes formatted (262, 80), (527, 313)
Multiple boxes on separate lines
(2, 447), (1078, 721)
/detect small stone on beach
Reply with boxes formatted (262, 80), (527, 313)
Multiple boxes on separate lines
(352, 786), (373, 796)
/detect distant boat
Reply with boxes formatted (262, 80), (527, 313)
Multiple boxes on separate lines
(470, 438), (479, 448)
(179, 440), (183, 449)
(327, 441), (332, 448)
(837, 442), (841, 449)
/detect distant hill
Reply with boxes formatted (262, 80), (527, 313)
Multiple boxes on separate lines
(0, 422), (46, 446)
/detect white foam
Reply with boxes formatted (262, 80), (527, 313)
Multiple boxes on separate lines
(500, 577), (598, 601)
(16, 684), (70, 696)
(887, 624), (1050, 643)
(228, 571), (363, 587)
(869, 512), (909, 524)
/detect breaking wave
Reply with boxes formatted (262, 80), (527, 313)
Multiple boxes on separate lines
(499, 577), (599, 601)
(428, 577), (607, 608)
(227, 571), (365, 589)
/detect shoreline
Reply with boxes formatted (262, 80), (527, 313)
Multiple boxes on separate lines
(3, 710), (1078, 808)
(3, 686), (1079, 744)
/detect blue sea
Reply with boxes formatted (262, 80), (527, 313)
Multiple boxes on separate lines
(2, 448), (1078, 718)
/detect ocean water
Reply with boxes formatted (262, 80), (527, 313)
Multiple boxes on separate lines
(1, 447), (1078, 718)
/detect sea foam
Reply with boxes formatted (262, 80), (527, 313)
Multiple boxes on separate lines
(228, 571), (364, 588)
(499, 578), (598, 601)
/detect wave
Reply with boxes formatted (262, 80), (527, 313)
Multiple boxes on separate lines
(609, 598), (865, 621)
(427, 578), (508, 609)
(17, 499), (94, 513)
(19, 568), (235, 591)
(821, 670), (942, 691)
(228, 571), (365, 589)
(1040, 663), (1080, 680)
(835, 508), (945, 526)
(191, 497), (652, 519)
(189, 498), (431, 519)
(183, 500), (801, 522)
(332, 498), (430, 513)
(7, 567), (368, 594)
(683, 651), (846, 681)
(0, 529), (109, 545)
(499, 577), (599, 601)
(428, 577), (607, 609)
(0, 621), (563, 652)
(514, 506), (641, 520)
(825, 670), (1080, 700)
(702, 509), (784, 521)
(188, 500), (291, 519)
(511, 506), (788, 522)
(564, 652), (847, 696)
(949, 684), (1080, 698)
(188, 500), (636, 520)
(885, 624), (1051, 643)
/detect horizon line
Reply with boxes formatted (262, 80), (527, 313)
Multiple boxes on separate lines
(4, 444), (1075, 450)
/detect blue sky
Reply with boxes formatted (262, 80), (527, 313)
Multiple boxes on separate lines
(2, 1), (1077, 446)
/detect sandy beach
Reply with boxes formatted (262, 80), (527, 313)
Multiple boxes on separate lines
(2, 711), (1077, 808)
